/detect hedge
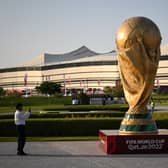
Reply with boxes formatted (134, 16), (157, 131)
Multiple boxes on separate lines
(0, 118), (121, 136)
(0, 103), (129, 113)
(0, 111), (125, 120)
(1, 111), (167, 120)
(43, 104), (128, 111)
(0, 118), (168, 137)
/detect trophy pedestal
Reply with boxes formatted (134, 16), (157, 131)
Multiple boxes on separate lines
(99, 129), (168, 154)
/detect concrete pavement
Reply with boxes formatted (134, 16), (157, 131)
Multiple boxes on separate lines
(0, 141), (168, 168)
(154, 105), (168, 112)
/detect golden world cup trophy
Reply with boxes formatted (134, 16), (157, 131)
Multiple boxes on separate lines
(116, 16), (162, 135)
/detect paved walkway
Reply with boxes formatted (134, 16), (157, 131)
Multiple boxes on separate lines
(155, 105), (168, 112)
(0, 141), (168, 168)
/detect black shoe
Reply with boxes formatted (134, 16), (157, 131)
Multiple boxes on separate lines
(17, 151), (28, 156)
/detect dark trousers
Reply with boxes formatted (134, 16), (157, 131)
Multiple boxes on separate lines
(16, 125), (26, 153)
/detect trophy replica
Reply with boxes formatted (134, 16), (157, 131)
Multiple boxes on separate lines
(99, 17), (168, 154)
(116, 16), (162, 135)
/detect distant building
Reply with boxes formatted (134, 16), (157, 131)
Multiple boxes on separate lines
(0, 45), (168, 94)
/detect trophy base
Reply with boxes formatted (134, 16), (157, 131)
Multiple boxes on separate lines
(119, 111), (158, 134)
(99, 129), (168, 154)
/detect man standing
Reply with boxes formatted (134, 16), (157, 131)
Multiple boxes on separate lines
(14, 103), (31, 155)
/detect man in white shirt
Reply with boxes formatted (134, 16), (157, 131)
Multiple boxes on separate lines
(14, 103), (31, 155)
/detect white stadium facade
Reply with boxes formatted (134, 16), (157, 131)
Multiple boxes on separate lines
(0, 45), (168, 94)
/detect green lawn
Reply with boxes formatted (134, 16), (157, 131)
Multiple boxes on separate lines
(0, 94), (168, 113)
(0, 104), (129, 113)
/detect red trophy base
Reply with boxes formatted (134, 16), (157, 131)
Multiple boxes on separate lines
(99, 129), (168, 154)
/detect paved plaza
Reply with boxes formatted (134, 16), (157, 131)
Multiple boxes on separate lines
(0, 141), (168, 168)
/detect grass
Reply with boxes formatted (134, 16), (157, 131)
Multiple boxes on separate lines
(0, 136), (98, 142)
(0, 105), (65, 113)
(0, 104), (129, 113)
(0, 96), (72, 112)
(152, 94), (168, 105)
(0, 94), (168, 112)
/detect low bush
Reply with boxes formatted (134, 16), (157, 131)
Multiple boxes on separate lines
(0, 118), (121, 136)
(0, 118), (168, 137)
(43, 104), (128, 111)
(155, 119), (168, 129)
(1, 111), (167, 120)
(0, 111), (125, 120)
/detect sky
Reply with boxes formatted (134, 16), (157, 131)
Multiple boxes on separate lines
(0, 0), (168, 68)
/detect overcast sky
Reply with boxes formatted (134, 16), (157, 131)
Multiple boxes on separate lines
(0, 0), (168, 68)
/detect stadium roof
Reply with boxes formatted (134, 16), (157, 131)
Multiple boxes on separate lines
(19, 44), (168, 67)
(20, 46), (98, 66)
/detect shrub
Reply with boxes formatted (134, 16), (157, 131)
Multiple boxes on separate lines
(0, 118), (121, 136)
(43, 104), (128, 111)
(0, 111), (124, 120)
(0, 118), (168, 137)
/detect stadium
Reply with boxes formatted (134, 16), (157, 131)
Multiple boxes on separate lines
(0, 45), (168, 94)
